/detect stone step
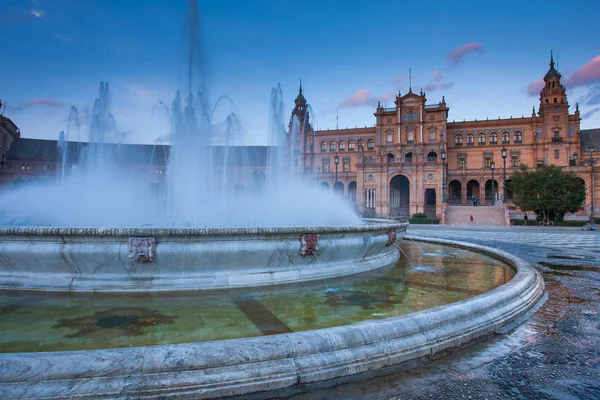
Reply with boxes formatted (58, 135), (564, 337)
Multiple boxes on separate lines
(445, 205), (506, 226)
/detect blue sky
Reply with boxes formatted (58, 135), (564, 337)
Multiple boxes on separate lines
(1, 0), (599, 144)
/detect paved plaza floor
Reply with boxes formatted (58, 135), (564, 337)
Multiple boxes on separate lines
(251, 225), (600, 400)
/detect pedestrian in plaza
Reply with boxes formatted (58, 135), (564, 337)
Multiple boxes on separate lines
(474, 196), (478, 207)
(472, 195), (477, 207)
(523, 214), (528, 225)
(470, 214), (474, 223)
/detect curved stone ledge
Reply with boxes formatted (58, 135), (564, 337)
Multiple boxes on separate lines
(0, 236), (545, 399)
(0, 221), (407, 292)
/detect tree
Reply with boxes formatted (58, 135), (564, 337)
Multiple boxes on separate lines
(510, 165), (585, 222)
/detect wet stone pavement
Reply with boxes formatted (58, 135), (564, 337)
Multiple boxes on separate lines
(236, 226), (600, 400)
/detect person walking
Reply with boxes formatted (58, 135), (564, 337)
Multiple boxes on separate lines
(470, 214), (474, 223)
(472, 195), (477, 207)
(474, 196), (478, 207)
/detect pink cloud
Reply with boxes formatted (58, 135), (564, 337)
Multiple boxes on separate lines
(423, 81), (453, 93)
(432, 70), (444, 82)
(340, 89), (398, 108)
(564, 55), (600, 88)
(9, 98), (67, 112)
(447, 42), (483, 66)
(340, 89), (378, 108)
(526, 78), (545, 96)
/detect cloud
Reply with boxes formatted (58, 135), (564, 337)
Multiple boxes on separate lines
(54, 35), (73, 42)
(339, 89), (398, 108)
(31, 9), (44, 18)
(125, 84), (157, 100)
(421, 70), (453, 93)
(340, 89), (378, 108)
(8, 98), (67, 112)
(423, 81), (453, 93)
(564, 55), (600, 88)
(578, 83), (600, 106)
(526, 78), (545, 96)
(447, 42), (483, 66)
(581, 107), (600, 120)
(234, 84), (244, 91)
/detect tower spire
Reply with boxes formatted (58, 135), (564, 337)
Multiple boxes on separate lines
(550, 50), (554, 69)
(409, 67), (412, 93)
(299, 79), (303, 94)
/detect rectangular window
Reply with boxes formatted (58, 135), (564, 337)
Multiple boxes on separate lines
(459, 158), (466, 169)
(387, 134), (393, 143)
(569, 125), (574, 137)
(537, 128), (542, 138)
(322, 158), (330, 173)
(554, 149), (560, 159)
(511, 156), (519, 167)
(343, 159), (350, 172)
(407, 131), (414, 143)
(554, 131), (560, 139)
(484, 157), (492, 168)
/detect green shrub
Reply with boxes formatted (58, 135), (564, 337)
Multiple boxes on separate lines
(411, 213), (428, 219)
(408, 217), (440, 224)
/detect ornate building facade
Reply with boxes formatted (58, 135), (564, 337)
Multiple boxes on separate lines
(1, 56), (599, 222)
(301, 55), (599, 220)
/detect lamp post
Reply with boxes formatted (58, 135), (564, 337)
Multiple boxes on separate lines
(334, 154), (339, 188)
(587, 146), (597, 222)
(491, 161), (496, 205)
(501, 147), (507, 202)
(440, 150), (447, 203)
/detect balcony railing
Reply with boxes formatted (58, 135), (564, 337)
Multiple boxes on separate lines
(552, 137), (563, 143)
(426, 157), (438, 162)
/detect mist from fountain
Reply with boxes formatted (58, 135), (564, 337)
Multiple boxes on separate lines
(0, 1), (361, 229)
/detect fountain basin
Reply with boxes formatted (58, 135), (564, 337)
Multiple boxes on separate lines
(0, 236), (544, 399)
(0, 220), (407, 292)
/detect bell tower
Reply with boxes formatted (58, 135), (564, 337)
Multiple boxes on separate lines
(288, 81), (313, 174)
(539, 51), (569, 115)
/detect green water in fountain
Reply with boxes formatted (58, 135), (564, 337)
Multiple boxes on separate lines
(0, 242), (514, 353)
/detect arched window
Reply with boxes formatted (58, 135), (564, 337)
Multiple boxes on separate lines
(358, 140), (364, 150)
(402, 111), (418, 122)
(478, 133), (486, 145)
(405, 152), (413, 162)
(427, 151), (438, 162)
(501, 132), (510, 144)
(339, 140), (346, 151)
(348, 140), (355, 151)
(490, 132), (498, 144)
(321, 142), (327, 152)
(455, 134), (463, 146)
(466, 134), (474, 146)
(514, 131), (522, 143)
(330, 141), (336, 152)
(367, 139), (374, 150)
(387, 153), (395, 163)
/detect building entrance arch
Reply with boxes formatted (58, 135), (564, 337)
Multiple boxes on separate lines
(448, 180), (462, 204)
(389, 174), (410, 217)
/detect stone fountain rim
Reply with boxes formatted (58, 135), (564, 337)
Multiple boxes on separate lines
(0, 219), (407, 237)
(0, 236), (545, 400)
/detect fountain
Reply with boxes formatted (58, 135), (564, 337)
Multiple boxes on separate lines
(0, 1), (543, 398)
